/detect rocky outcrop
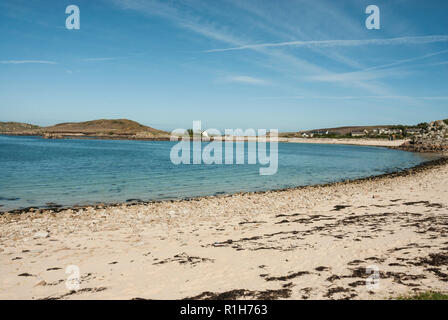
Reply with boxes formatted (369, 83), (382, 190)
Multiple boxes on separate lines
(398, 120), (448, 152)
(133, 131), (170, 139)
(0, 122), (41, 134)
(44, 119), (168, 136)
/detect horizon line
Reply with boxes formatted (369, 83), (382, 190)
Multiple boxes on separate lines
(206, 35), (448, 53)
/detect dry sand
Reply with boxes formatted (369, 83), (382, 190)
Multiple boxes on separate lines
(281, 137), (408, 147)
(1, 159), (447, 300)
(209, 136), (407, 148)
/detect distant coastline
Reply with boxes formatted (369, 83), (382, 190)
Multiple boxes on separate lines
(0, 132), (407, 148)
(2, 155), (444, 215)
(2, 117), (448, 151)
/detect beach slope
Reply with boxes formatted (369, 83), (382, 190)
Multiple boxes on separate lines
(0, 160), (447, 300)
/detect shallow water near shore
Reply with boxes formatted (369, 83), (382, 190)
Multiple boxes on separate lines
(0, 135), (437, 211)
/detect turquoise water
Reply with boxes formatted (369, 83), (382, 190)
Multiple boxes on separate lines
(0, 135), (435, 211)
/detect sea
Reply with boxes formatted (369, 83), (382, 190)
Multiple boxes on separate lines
(0, 135), (437, 211)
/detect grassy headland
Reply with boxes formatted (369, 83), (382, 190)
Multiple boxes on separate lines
(0, 119), (169, 140)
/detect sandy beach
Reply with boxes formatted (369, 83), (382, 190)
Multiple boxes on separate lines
(280, 138), (408, 147)
(1, 158), (447, 300)
(188, 136), (408, 148)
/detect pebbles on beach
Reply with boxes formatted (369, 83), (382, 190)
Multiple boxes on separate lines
(33, 231), (50, 239)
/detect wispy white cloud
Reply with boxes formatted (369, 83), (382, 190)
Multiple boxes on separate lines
(361, 50), (448, 72)
(110, 0), (246, 46)
(255, 95), (448, 101)
(304, 49), (448, 84)
(220, 75), (269, 85)
(82, 57), (127, 62)
(108, 1), (324, 77)
(420, 96), (448, 100)
(0, 60), (57, 64)
(207, 35), (448, 53)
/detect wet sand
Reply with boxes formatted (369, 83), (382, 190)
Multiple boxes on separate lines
(280, 137), (407, 147)
(1, 133), (407, 148)
(0, 158), (447, 300)
(201, 136), (407, 148)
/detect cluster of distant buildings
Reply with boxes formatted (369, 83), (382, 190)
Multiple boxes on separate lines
(300, 127), (424, 138)
(351, 128), (407, 137)
(200, 126), (426, 139)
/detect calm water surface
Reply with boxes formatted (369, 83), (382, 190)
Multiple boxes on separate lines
(0, 135), (436, 211)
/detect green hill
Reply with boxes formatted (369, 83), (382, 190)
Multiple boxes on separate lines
(44, 119), (167, 136)
(1, 119), (169, 138)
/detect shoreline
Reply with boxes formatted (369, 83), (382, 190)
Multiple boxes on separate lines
(1, 155), (448, 299)
(0, 133), (406, 148)
(1, 156), (445, 216)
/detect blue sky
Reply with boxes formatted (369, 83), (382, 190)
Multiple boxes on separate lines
(0, 0), (447, 131)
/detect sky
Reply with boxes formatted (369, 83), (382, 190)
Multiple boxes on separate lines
(0, 0), (447, 132)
